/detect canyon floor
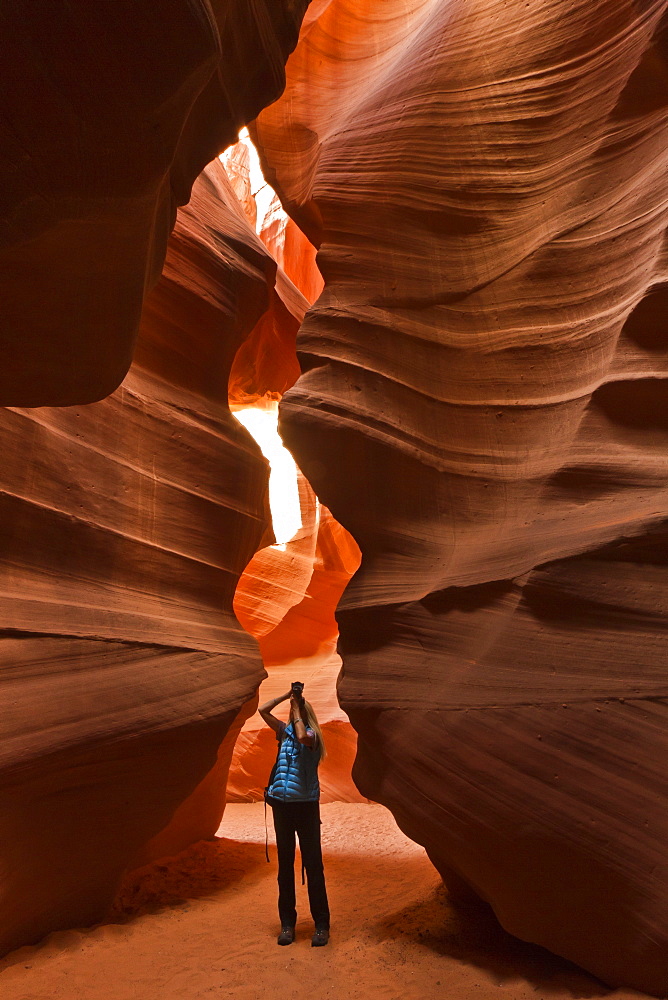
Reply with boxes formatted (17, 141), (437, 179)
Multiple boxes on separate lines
(0, 803), (651, 1000)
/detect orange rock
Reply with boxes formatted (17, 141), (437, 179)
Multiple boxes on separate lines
(260, 195), (324, 304)
(233, 466), (318, 636)
(254, 1), (668, 993)
(0, 160), (297, 954)
(135, 694), (259, 868)
(231, 446), (362, 804)
(258, 504), (361, 667)
(227, 269), (304, 406)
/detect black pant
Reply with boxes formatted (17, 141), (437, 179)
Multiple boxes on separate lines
(269, 798), (330, 930)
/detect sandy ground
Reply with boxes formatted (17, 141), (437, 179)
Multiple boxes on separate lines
(0, 803), (650, 1000)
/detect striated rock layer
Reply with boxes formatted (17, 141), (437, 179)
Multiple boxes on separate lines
(254, 0), (668, 993)
(231, 461), (362, 803)
(0, 0), (309, 406)
(0, 160), (305, 954)
(224, 142), (357, 804)
(260, 194), (325, 306)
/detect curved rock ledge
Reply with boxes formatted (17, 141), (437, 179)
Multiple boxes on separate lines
(254, 1), (668, 992)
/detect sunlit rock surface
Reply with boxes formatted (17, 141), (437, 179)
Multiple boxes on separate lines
(0, 161), (298, 954)
(224, 135), (358, 805)
(260, 195), (325, 305)
(227, 268), (303, 406)
(220, 141), (258, 230)
(0, 0), (309, 406)
(254, 0), (668, 992)
(222, 133), (324, 312)
(230, 463), (362, 803)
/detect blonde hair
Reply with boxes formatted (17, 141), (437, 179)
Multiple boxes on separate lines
(302, 700), (327, 759)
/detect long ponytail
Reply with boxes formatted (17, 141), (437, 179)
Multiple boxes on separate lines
(302, 700), (327, 759)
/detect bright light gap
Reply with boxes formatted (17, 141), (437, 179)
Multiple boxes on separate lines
(233, 403), (302, 551)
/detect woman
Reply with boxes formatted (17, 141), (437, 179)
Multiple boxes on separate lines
(259, 685), (330, 947)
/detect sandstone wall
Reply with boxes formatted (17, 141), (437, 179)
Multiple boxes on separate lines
(254, 1), (668, 992)
(225, 141), (360, 804)
(0, 160), (302, 953)
(0, 0), (318, 955)
(0, 0), (309, 406)
(230, 481), (363, 803)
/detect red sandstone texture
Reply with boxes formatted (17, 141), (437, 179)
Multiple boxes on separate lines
(0, 0), (309, 406)
(231, 472), (362, 803)
(254, 1), (668, 993)
(260, 195), (325, 305)
(224, 134), (357, 804)
(220, 141), (259, 231)
(222, 135), (324, 304)
(0, 160), (306, 955)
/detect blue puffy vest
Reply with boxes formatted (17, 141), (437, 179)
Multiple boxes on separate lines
(267, 722), (321, 802)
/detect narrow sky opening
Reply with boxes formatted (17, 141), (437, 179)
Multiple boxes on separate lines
(221, 127), (276, 235)
(233, 402), (302, 550)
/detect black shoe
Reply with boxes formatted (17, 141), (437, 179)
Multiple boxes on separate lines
(311, 928), (329, 947)
(277, 926), (295, 945)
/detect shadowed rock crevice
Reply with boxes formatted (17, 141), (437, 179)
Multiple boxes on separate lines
(620, 283), (668, 351)
(590, 378), (668, 430)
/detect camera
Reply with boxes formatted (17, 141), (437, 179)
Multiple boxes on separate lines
(291, 681), (304, 699)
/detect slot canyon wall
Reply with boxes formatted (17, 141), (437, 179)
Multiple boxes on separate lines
(1, 0), (667, 996)
(224, 136), (363, 803)
(0, 0), (310, 406)
(0, 0), (326, 957)
(0, 129), (311, 960)
(0, 0), (362, 957)
(230, 448), (363, 803)
(253, 0), (668, 994)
